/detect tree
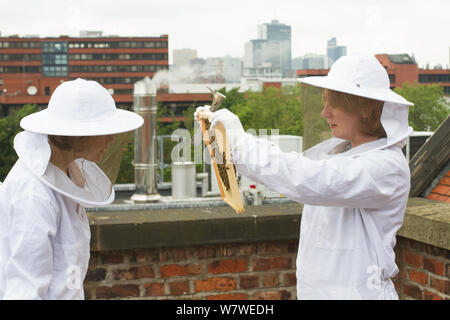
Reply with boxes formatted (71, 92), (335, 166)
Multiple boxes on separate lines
(301, 84), (331, 150)
(0, 104), (38, 181)
(394, 82), (450, 131)
(182, 86), (246, 136)
(230, 85), (303, 136)
(216, 87), (245, 111)
(114, 135), (135, 184)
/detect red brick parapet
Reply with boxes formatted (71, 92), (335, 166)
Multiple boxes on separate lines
(84, 198), (449, 300)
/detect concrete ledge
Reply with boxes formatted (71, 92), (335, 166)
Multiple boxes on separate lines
(87, 198), (449, 252)
(399, 198), (450, 250)
(88, 202), (303, 251)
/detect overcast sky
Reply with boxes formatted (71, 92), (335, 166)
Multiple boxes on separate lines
(0, 0), (448, 68)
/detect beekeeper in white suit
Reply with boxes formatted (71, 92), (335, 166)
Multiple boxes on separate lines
(0, 79), (143, 299)
(195, 55), (413, 300)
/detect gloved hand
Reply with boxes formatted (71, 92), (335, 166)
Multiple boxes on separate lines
(209, 109), (248, 153)
(194, 105), (211, 122)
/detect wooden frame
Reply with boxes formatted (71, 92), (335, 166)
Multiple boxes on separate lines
(197, 110), (244, 213)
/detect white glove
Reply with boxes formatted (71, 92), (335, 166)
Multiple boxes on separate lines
(209, 109), (248, 153)
(194, 105), (211, 122)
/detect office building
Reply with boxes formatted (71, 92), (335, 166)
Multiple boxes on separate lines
(244, 20), (292, 77)
(327, 37), (347, 65)
(0, 33), (169, 115)
(377, 54), (450, 94)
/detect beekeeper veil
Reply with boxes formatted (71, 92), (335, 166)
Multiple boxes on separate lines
(18, 78), (143, 206)
(299, 55), (413, 153)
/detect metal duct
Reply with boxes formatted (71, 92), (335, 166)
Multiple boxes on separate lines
(131, 77), (161, 202)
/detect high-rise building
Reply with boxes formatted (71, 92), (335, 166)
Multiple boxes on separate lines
(244, 40), (277, 71)
(244, 20), (292, 77)
(327, 37), (347, 65)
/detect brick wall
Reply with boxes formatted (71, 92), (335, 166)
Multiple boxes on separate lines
(84, 240), (298, 300)
(84, 236), (449, 300)
(427, 170), (450, 203)
(393, 236), (449, 300)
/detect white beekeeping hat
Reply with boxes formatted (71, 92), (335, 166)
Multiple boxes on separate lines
(299, 55), (413, 146)
(20, 78), (143, 136)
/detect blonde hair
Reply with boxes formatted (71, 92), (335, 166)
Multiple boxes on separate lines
(324, 89), (387, 138)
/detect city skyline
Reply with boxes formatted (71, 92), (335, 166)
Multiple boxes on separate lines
(0, 0), (448, 68)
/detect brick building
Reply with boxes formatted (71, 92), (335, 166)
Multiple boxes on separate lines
(0, 34), (169, 116)
(296, 53), (450, 95)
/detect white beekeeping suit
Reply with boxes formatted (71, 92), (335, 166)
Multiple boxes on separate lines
(0, 79), (143, 299)
(196, 55), (413, 299)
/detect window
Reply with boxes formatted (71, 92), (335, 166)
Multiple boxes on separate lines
(42, 42), (68, 76)
(42, 41), (67, 53)
(419, 74), (450, 83)
(79, 77), (142, 84)
(0, 66), (41, 73)
(45, 86), (51, 96)
(55, 54), (67, 64)
(388, 74), (396, 84)
(94, 43), (107, 48)
(68, 64), (163, 73)
(113, 89), (133, 95)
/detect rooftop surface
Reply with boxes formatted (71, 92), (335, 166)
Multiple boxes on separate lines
(387, 54), (417, 65)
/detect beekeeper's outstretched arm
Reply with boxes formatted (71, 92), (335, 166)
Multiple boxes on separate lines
(3, 194), (58, 299)
(202, 108), (407, 209)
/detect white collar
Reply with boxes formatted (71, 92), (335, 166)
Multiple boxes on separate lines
(304, 137), (402, 161)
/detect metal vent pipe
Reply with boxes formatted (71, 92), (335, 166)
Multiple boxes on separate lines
(131, 77), (161, 202)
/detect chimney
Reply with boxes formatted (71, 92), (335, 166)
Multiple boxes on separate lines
(131, 77), (161, 202)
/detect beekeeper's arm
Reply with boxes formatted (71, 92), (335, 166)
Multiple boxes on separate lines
(205, 108), (403, 209)
(4, 195), (58, 299)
